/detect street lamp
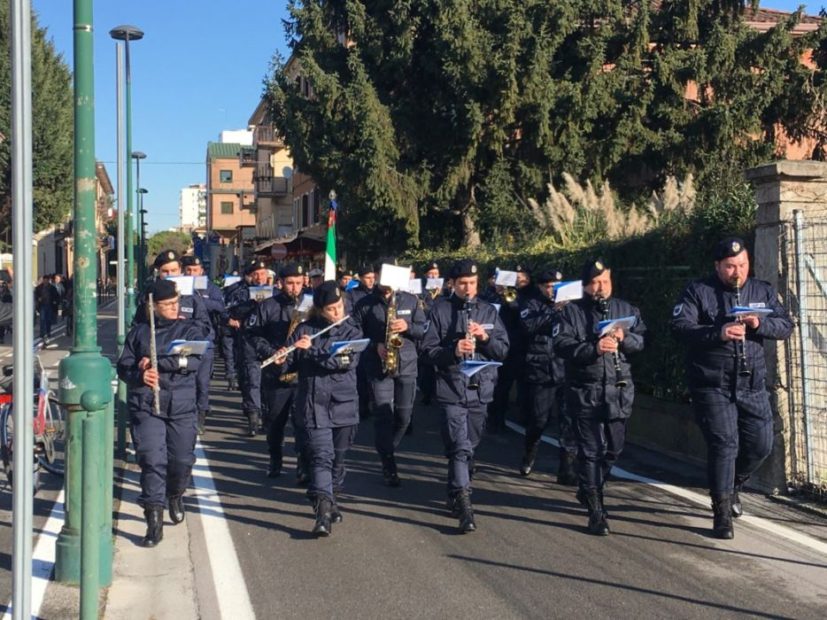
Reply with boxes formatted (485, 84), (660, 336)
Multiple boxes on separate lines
(137, 188), (148, 284)
(131, 150), (146, 290)
(110, 25), (143, 323)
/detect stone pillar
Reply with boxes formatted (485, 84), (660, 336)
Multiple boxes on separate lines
(745, 160), (827, 493)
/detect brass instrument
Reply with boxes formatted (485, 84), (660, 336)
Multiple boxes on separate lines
(733, 277), (751, 377)
(502, 286), (517, 303)
(596, 295), (627, 389)
(382, 292), (403, 377)
(147, 293), (162, 416)
(279, 295), (308, 383)
(428, 286), (441, 300)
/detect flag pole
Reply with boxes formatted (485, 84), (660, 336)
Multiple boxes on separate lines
(324, 189), (337, 280)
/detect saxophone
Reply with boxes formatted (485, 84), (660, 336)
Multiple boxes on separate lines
(382, 292), (403, 377)
(277, 295), (306, 384)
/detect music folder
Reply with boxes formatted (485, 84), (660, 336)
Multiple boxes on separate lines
(459, 360), (502, 377)
(166, 340), (211, 356)
(329, 338), (371, 355)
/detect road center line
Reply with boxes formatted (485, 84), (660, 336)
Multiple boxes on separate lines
(504, 419), (827, 557)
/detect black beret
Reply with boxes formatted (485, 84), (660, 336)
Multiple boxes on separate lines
(425, 261), (440, 272)
(279, 263), (304, 279)
(713, 236), (747, 261)
(313, 280), (343, 308)
(580, 258), (608, 285)
(154, 249), (180, 269)
(149, 278), (178, 303)
(357, 264), (376, 277)
(180, 255), (202, 268)
(536, 269), (563, 284)
(450, 259), (479, 279)
(245, 259), (268, 275)
(308, 267), (324, 278)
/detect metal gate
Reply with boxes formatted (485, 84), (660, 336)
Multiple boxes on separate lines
(782, 210), (827, 498)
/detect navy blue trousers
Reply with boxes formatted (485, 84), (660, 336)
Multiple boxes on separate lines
(441, 401), (486, 493)
(370, 374), (416, 460)
(263, 385), (307, 463)
(220, 328), (236, 380)
(574, 415), (627, 491)
(692, 388), (774, 494)
(306, 424), (358, 501)
(195, 346), (214, 414)
(130, 409), (197, 507)
(240, 357), (262, 417)
(525, 382), (577, 455)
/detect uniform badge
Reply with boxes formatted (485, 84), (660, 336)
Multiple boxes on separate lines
(520, 308), (530, 319)
(672, 303), (683, 317)
(749, 302), (766, 309)
(167, 251), (175, 261)
(247, 315), (257, 326)
(471, 265), (477, 274)
(423, 320), (430, 333)
(335, 288), (341, 298)
(595, 260), (603, 271)
(398, 309), (411, 316)
(552, 324), (560, 337)
(731, 241), (741, 253)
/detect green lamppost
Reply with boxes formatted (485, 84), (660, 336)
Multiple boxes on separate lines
(137, 188), (148, 284)
(132, 150), (146, 284)
(110, 26), (143, 323)
(56, 0), (115, 594)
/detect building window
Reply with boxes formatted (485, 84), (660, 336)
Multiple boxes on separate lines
(220, 201), (233, 215)
(301, 194), (310, 228)
(219, 170), (233, 183)
(313, 188), (321, 223)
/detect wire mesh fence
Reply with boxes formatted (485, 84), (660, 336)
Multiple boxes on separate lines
(781, 211), (827, 499)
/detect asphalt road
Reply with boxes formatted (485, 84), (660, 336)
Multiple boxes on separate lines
(189, 371), (827, 620)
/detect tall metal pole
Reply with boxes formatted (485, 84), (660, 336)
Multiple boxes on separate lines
(56, 0), (114, 586)
(10, 0), (34, 616)
(124, 34), (136, 322)
(115, 43), (127, 457)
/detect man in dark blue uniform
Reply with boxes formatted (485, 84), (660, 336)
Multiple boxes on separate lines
(555, 258), (646, 536)
(226, 259), (271, 436)
(353, 274), (427, 486)
(517, 269), (578, 484)
(417, 262), (443, 407)
(221, 274), (244, 391)
(671, 237), (792, 539)
(182, 255), (224, 435)
(421, 259), (509, 533)
(117, 279), (204, 547)
(347, 265), (376, 418)
(249, 263), (310, 478)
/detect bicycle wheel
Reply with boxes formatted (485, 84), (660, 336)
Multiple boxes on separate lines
(39, 397), (66, 477)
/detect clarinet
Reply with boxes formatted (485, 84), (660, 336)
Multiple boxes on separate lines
(733, 277), (752, 377)
(147, 293), (162, 416)
(596, 296), (627, 388)
(463, 299), (480, 390)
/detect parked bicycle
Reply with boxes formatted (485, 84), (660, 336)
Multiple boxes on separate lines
(0, 346), (66, 492)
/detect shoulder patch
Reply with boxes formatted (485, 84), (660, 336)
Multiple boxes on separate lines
(672, 304), (683, 317)
(552, 324), (560, 337)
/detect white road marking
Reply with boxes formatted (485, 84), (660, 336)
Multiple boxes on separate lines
(191, 442), (255, 619)
(505, 419), (827, 557)
(2, 489), (65, 620)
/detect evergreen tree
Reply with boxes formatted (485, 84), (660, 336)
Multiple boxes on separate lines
(0, 7), (73, 248)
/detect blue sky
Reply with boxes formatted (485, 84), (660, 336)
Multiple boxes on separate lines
(32, 1), (291, 234)
(31, 1), (823, 234)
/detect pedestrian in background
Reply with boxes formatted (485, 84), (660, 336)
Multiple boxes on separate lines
(35, 274), (57, 341)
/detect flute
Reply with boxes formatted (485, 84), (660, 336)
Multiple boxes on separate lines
(462, 299), (480, 390)
(261, 314), (350, 368)
(733, 277), (751, 377)
(147, 293), (162, 416)
(597, 296), (627, 388)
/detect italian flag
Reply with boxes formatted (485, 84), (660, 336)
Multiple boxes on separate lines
(324, 196), (337, 281)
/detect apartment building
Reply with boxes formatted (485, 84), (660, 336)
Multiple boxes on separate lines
(179, 183), (207, 232)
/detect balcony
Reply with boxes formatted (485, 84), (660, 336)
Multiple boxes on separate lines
(256, 176), (289, 197)
(253, 125), (284, 148)
(239, 146), (256, 167)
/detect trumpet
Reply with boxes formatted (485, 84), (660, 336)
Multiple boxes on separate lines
(497, 285), (517, 303)
(733, 277), (751, 378)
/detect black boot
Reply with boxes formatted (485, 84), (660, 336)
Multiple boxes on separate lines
(246, 413), (259, 437)
(142, 506), (164, 547)
(331, 497), (343, 524)
(711, 493), (734, 539)
(468, 459), (476, 481)
(556, 450), (578, 486)
(227, 377), (237, 391)
(731, 477), (748, 518)
(584, 489), (609, 536)
(197, 410), (207, 436)
(267, 453), (282, 478)
(456, 489), (476, 533)
(168, 495), (185, 525)
(520, 441), (539, 477)
(382, 455), (401, 487)
(312, 497), (333, 537)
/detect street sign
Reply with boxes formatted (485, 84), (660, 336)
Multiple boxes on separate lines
(271, 244), (288, 260)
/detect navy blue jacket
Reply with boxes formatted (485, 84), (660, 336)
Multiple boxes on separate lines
(285, 316), (364, 429)
(670, 275), (792, 391)
(353, 289), (427, 378)
(421, 293), (510, 404)
(519, 288), (565, 385)
(555, 295), (646, 419)
(248, 291), (304, 384)
(345, 284), (373, 314)
(117, 317), (203, 418)
(198, 281), (226, 319)
(224, 281), (262, 361)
